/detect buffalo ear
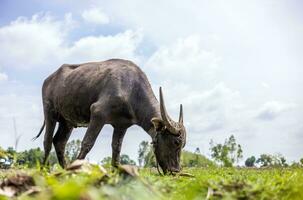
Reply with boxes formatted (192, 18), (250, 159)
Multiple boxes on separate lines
(151, 117), (165, 132)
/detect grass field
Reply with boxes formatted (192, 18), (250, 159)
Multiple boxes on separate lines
(0, 164), (303, 200)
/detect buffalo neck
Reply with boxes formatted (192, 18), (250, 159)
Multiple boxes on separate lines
(135, 95), (160, 139)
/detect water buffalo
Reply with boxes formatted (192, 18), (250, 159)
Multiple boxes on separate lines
(33, 59), (186, 174)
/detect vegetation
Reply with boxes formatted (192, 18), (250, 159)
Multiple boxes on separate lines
(245, 156), (256, 167)
(15, 148), (44, 167)
(0, 147), (7, 158)
(137, 141), (215, 168)
(210, 135), (243, 167)
(65, 139), (81, 163)
(0, 136), (302, 199)
(137, 141), (156, 167)
(120, 154), (136, 165)
(100, 155), (136, 167)
(181, 149), (215, 168)
(256, 153), (288, 167)
(138, 141), (150, 167)
(0, 165), (303, 199)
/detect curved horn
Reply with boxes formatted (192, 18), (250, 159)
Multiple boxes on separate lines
(159, 87), (181, 135)
(179, 104), (183, 124)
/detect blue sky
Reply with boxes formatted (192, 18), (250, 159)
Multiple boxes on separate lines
(0, 0), (302, 164)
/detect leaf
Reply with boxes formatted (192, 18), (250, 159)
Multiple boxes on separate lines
(66, 159), (107, 175)
(178, 172), (195, 178)
(0, 173), (35, 197)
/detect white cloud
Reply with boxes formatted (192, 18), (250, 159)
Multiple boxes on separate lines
(145, 35), (221, 88)
(143, 35), (247, 153)
(0, 91), (43, 151)
(0, 72), (8, 82)
(256, 101), (296, 121)
(261, 82), (270, 89)
(0, 13), (74, 69)
(82, 8), (109, 25)
(141, 31), (302, 161)
(66, 30), (142, 63)
(0, 13), (142, 70)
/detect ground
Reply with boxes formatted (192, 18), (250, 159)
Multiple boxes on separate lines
(0, 164), (302, 200)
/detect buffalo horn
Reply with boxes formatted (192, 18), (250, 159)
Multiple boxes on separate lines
(159, 87), (181, 135)
(179, 104), (183, 124)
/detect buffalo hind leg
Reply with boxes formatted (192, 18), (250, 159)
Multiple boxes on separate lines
(111, 127), (127, 167)
(77, 108), (105, 159)
(53, 120), (73, 168)
(42, 117), (56, 166)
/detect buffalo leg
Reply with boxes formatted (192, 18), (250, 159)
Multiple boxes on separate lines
(42, 117), (56, 166)
(77, 110), (104, 159)
(111, 127), (127, 167)
(53, 120), (73, 168)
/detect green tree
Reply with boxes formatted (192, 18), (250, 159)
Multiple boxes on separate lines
(65, 139), (81, 163)
(100, 155), (136, 167)
(257, 153), (288, 167)
(278, 155), (287, 167)
(138, 141), (150, 167)
(137, 140), (156, 167)
(15, 148), (57, 167)
(17, 148), (44, 167)
(181, 150), (215, 167)
(0, 147), (7, 158)
(120, 154), (136, 165)
(300, 158), (303, 166)
(245, 156), (256, 167)
(210, 135), (243, 167)
(137, 141), (216, 168)
(256, 154), (272, 167)
(6, 147), (16, 156)
(100, 156), (112, 168)
(144, 150), (156, 167)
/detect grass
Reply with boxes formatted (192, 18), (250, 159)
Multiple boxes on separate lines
(0, 165), (303, 200)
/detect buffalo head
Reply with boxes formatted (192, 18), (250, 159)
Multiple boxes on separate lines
(151, 87), (186, 174)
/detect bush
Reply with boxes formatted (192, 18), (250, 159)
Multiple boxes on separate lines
(181, 150), (215, 167)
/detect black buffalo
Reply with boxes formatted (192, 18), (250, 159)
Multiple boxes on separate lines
(34, 59), (186, 174)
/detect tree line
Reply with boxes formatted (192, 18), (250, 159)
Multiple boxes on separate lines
(209, 135), (303, 167)
(0, 140), (81, 168)
(1, 135), (302, 169)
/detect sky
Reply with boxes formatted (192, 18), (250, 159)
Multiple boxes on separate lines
(0, 0), (302, 164)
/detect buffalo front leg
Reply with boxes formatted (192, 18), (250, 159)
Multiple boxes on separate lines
(111, 128), (127, 167)
(77, 113), (104, 160)
(53, 120), (73, 168)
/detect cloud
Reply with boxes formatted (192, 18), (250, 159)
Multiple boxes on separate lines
(0, 13), (142, 70)
(141, 31), (302, 162)
(0, 72), (8, 82)
(261, 82), (270, 89)
(82, 8), (109, 25)
(66, 30), (143, 64)
(0, 12), (76, 69)
(0, 90), (43, 151)
(145, 35), (221, 87)
(143, 35), (246, 152)
(256, 101), (296, 121)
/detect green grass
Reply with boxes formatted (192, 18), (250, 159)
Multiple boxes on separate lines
(0, 166), (303, 200)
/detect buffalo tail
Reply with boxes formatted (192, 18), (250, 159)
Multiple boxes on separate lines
(32, 121), (45, 141)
